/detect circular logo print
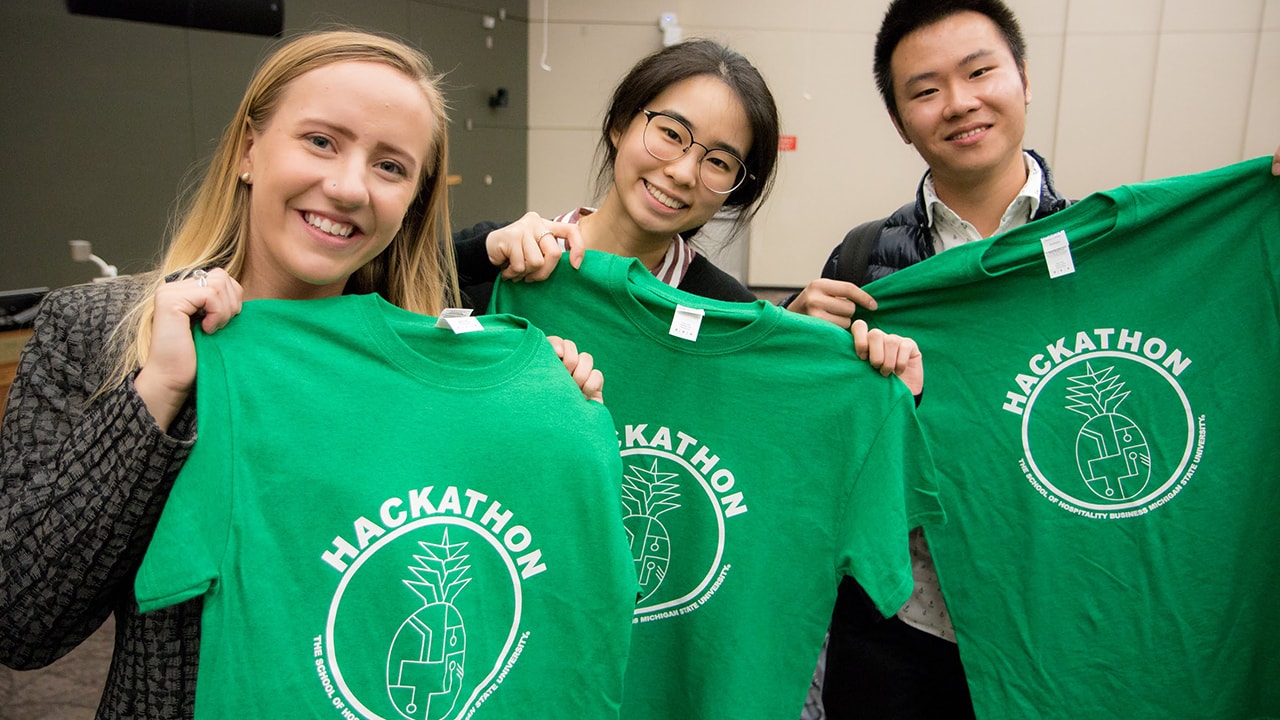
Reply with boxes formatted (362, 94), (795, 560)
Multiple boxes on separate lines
(326, 518), (521, 719)
(1023, 352), (1195, 513)
(621, 449), (727, 617)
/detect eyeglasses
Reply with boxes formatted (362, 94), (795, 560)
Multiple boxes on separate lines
(641, 110), (753, 195)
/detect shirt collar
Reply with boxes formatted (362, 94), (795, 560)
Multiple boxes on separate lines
(922, 151), (1042, 230)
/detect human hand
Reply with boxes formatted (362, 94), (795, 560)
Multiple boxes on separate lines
(1272, 144), (1279, 176)
(486, 211), (585, 281)
(785, 278), (877, 329)
(134, 268), (243, 431)
(546, 335), (604, 403)
(852, 319), (923, 397)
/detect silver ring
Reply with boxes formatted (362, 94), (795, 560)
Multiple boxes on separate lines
(536, 230), (554, 242)
(192, 268), (209, 288)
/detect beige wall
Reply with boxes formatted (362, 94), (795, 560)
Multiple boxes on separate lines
(526, 0), (1280, 288)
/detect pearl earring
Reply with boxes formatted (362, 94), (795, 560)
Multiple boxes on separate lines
(240, 172), (251, 183)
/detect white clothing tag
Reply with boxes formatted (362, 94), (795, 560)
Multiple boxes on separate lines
(435, 308), (473, 326)
(668, 304), (705, 342)
(1040, 230), (1076, 278)
(436, 307), (482, 334)
(444, 316), (484, 334)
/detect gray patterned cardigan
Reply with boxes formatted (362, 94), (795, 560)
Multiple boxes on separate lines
(1, 276), (200, 719)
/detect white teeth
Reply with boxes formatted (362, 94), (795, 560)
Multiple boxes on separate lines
(645, 182), (686, 210)
(304, 212), (354, 238)
(951, 127), (986, 141)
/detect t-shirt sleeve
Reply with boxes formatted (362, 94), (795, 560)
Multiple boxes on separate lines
(833, 391), (942, 616)
(135, 333), (235, 613)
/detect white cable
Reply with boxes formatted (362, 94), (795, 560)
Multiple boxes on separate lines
(539, 0), (552, 71)
(68, 240), (118, 277)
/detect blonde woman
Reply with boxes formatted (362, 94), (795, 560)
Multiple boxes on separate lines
(0, 30), (597, 718)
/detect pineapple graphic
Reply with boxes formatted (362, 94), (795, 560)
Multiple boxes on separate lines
(621, 459), (681, 601)
(1065, 363), (1151, 501)
(386, 529), (470, 720)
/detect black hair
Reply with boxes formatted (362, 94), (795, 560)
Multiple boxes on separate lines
(874, 0), (1027, 125)
(595, 39), (780, 240)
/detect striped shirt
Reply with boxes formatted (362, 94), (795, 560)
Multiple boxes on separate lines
(553, 207), (696, 288)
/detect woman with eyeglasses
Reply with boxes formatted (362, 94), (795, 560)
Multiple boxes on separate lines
(458, 39), (779, 306)
(566, 38), (778, 301)
(463, 38), (920, 386)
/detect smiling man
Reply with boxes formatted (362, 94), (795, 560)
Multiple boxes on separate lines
(789, 1), (1277, 718)
(787, 1), (1063, 718)
(787, 0), (1068, 327)
(787, 1), (1280, 718)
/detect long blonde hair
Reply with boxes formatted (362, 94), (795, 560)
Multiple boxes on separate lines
(104, 30), (458, 394)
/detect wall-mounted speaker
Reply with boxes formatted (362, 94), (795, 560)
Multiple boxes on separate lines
(66, 0), (284, 37)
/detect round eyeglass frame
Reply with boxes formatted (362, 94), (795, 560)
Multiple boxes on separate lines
(640, 110), (753, 195)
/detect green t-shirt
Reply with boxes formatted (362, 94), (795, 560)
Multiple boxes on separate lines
(862, 157), (1280, 719)
(491, 251), (941, 720)
(136, 294), (636, 720)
